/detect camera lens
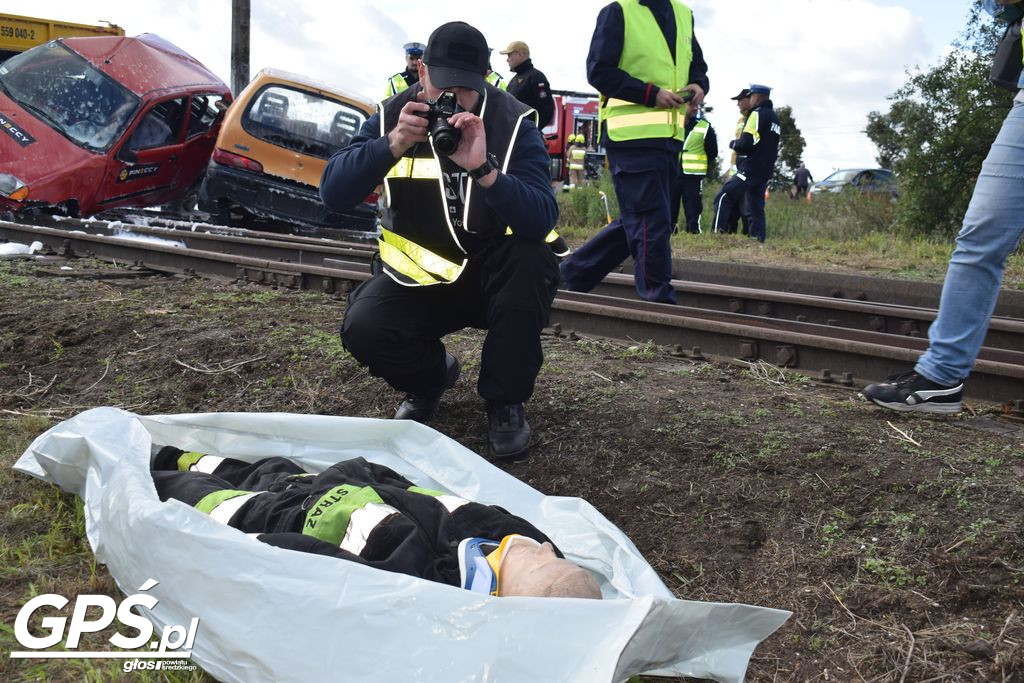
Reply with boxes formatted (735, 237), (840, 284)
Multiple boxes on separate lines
(432, 127), (460, 156)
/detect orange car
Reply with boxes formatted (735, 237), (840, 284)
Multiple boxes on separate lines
(199, 68), (377, 232)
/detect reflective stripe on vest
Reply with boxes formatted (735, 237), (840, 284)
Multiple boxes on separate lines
(681, 119), (710, 175)
(600, 0), (693, 142)
(379, 228), (466, 285)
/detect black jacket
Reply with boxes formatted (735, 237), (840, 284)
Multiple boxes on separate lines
(507, 59), (555, 129)
(731, 99), (780, 182)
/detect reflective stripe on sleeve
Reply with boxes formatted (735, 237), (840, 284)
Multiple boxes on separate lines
(339, 503), (400, 555)
(208, 492), (264, 524)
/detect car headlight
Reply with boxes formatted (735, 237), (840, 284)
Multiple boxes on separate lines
(0, 173), (28, 201)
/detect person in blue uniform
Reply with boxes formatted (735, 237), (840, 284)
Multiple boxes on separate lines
(558, 0), (709, 304)
(710, 83), (780, 243)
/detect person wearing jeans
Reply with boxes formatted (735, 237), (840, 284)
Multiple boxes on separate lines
(860, 0), (1024, 412)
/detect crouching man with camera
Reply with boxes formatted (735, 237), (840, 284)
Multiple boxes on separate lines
(320, 21), (560, 462)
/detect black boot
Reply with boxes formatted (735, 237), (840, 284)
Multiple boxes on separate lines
(486, 401), (531, 462)
(394, 353), (460, 423)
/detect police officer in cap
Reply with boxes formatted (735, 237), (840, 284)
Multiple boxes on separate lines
(711, 83), (780, 243)
(385, 42), (426, 97)
(718, 87), (752, 235)
(321, 21), (561, 463)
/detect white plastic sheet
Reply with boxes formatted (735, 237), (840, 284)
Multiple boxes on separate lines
(15, 407), (790, 682)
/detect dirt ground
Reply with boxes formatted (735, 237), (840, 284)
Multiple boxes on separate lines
(1, 256), (1022, 682)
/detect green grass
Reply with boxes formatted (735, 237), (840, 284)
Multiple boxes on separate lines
(556, 179), (1024, 289)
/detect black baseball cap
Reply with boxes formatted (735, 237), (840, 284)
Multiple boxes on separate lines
(423, 21), (488, 95)
(730, 88), (751, 100)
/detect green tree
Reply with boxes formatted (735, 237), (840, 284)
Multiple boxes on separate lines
(774, 105), (806, 187)
(865, 1), (1016, 237)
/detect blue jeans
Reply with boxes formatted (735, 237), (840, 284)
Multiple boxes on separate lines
(915, 91), (1024, 386)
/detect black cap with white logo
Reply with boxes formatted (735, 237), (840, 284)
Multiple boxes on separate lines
(423, 21), (489, 95)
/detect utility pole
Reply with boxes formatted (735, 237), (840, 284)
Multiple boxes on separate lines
(231, 0), (250, 97)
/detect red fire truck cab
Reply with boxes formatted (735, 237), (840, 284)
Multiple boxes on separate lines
(543, 89), (604, 183)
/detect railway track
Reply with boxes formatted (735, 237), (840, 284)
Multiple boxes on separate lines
(2, 214), (1022, 411)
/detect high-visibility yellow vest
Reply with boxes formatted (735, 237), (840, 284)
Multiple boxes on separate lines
(385, 72), (412, 98)
(727, 113), (746, 176)
(486, 71), (508, 91)
(379, 85), (567, 285)
(599, 0), (693, 143)
(680, 118), (710, 175)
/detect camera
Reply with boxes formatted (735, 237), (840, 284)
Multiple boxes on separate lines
(418, 91), (461, 156)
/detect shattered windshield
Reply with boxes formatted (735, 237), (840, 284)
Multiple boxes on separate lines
(242, 84), (367, 160)
(0, 42), (140, 153)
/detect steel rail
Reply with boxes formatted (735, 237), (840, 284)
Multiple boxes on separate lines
(2, 218), (1022, 408)
(6, 217), (1022, 352)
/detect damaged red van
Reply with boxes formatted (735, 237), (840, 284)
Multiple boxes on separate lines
(0, 33), (231, 217)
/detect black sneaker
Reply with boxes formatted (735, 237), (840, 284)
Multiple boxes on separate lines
(486, 402), (531, 462)
(394, 353), (460, 423)
(859, 371), (964, 414)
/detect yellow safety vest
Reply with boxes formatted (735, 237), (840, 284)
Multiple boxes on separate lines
(600, 0), (693, 142)
(727, 113), (746, 177)
(385, 72), (412, 98)
(379, 86), (568, 285)
(486, 72), (508, 91)
(680, 119), (710, 175)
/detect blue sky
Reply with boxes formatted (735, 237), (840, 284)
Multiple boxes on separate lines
(4, 1), (984, 177)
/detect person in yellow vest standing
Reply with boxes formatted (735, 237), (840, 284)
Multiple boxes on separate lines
(558, 0), (709, 304)
(321, 22), (561, 463)
(670, 99), (717, 233)
(385, 42), (425, 98)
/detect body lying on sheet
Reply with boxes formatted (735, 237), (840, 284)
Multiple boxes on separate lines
(152, 446), (601, 599)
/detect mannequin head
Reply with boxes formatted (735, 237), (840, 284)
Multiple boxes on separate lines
(498, 537), (601, 599)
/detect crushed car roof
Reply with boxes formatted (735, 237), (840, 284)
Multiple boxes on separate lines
(62, 33), (227, 96)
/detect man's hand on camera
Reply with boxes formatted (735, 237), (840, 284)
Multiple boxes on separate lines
(387, 95), (430, 159)
(448, 112), (497, 187)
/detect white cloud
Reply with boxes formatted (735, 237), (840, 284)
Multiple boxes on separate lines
(5, 0), (965, 178)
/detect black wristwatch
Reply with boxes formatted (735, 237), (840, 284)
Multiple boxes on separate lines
(469, 153), (499, 181)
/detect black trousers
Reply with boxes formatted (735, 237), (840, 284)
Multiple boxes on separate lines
(341, 237), (560, 403)
(670, 173), (704, 234)
(712, 174), (768, 242)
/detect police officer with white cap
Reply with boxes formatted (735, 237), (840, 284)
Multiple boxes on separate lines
(385, 42), (426, 98)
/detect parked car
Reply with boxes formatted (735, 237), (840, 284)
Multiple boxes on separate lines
(199, 68), (378, 232)
(0, 34), (231, 217)
(810, 168), (898, 198)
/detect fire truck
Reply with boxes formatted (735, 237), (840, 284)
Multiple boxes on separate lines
(0, 13), (123, 63)
(543, 89), (604, 184)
